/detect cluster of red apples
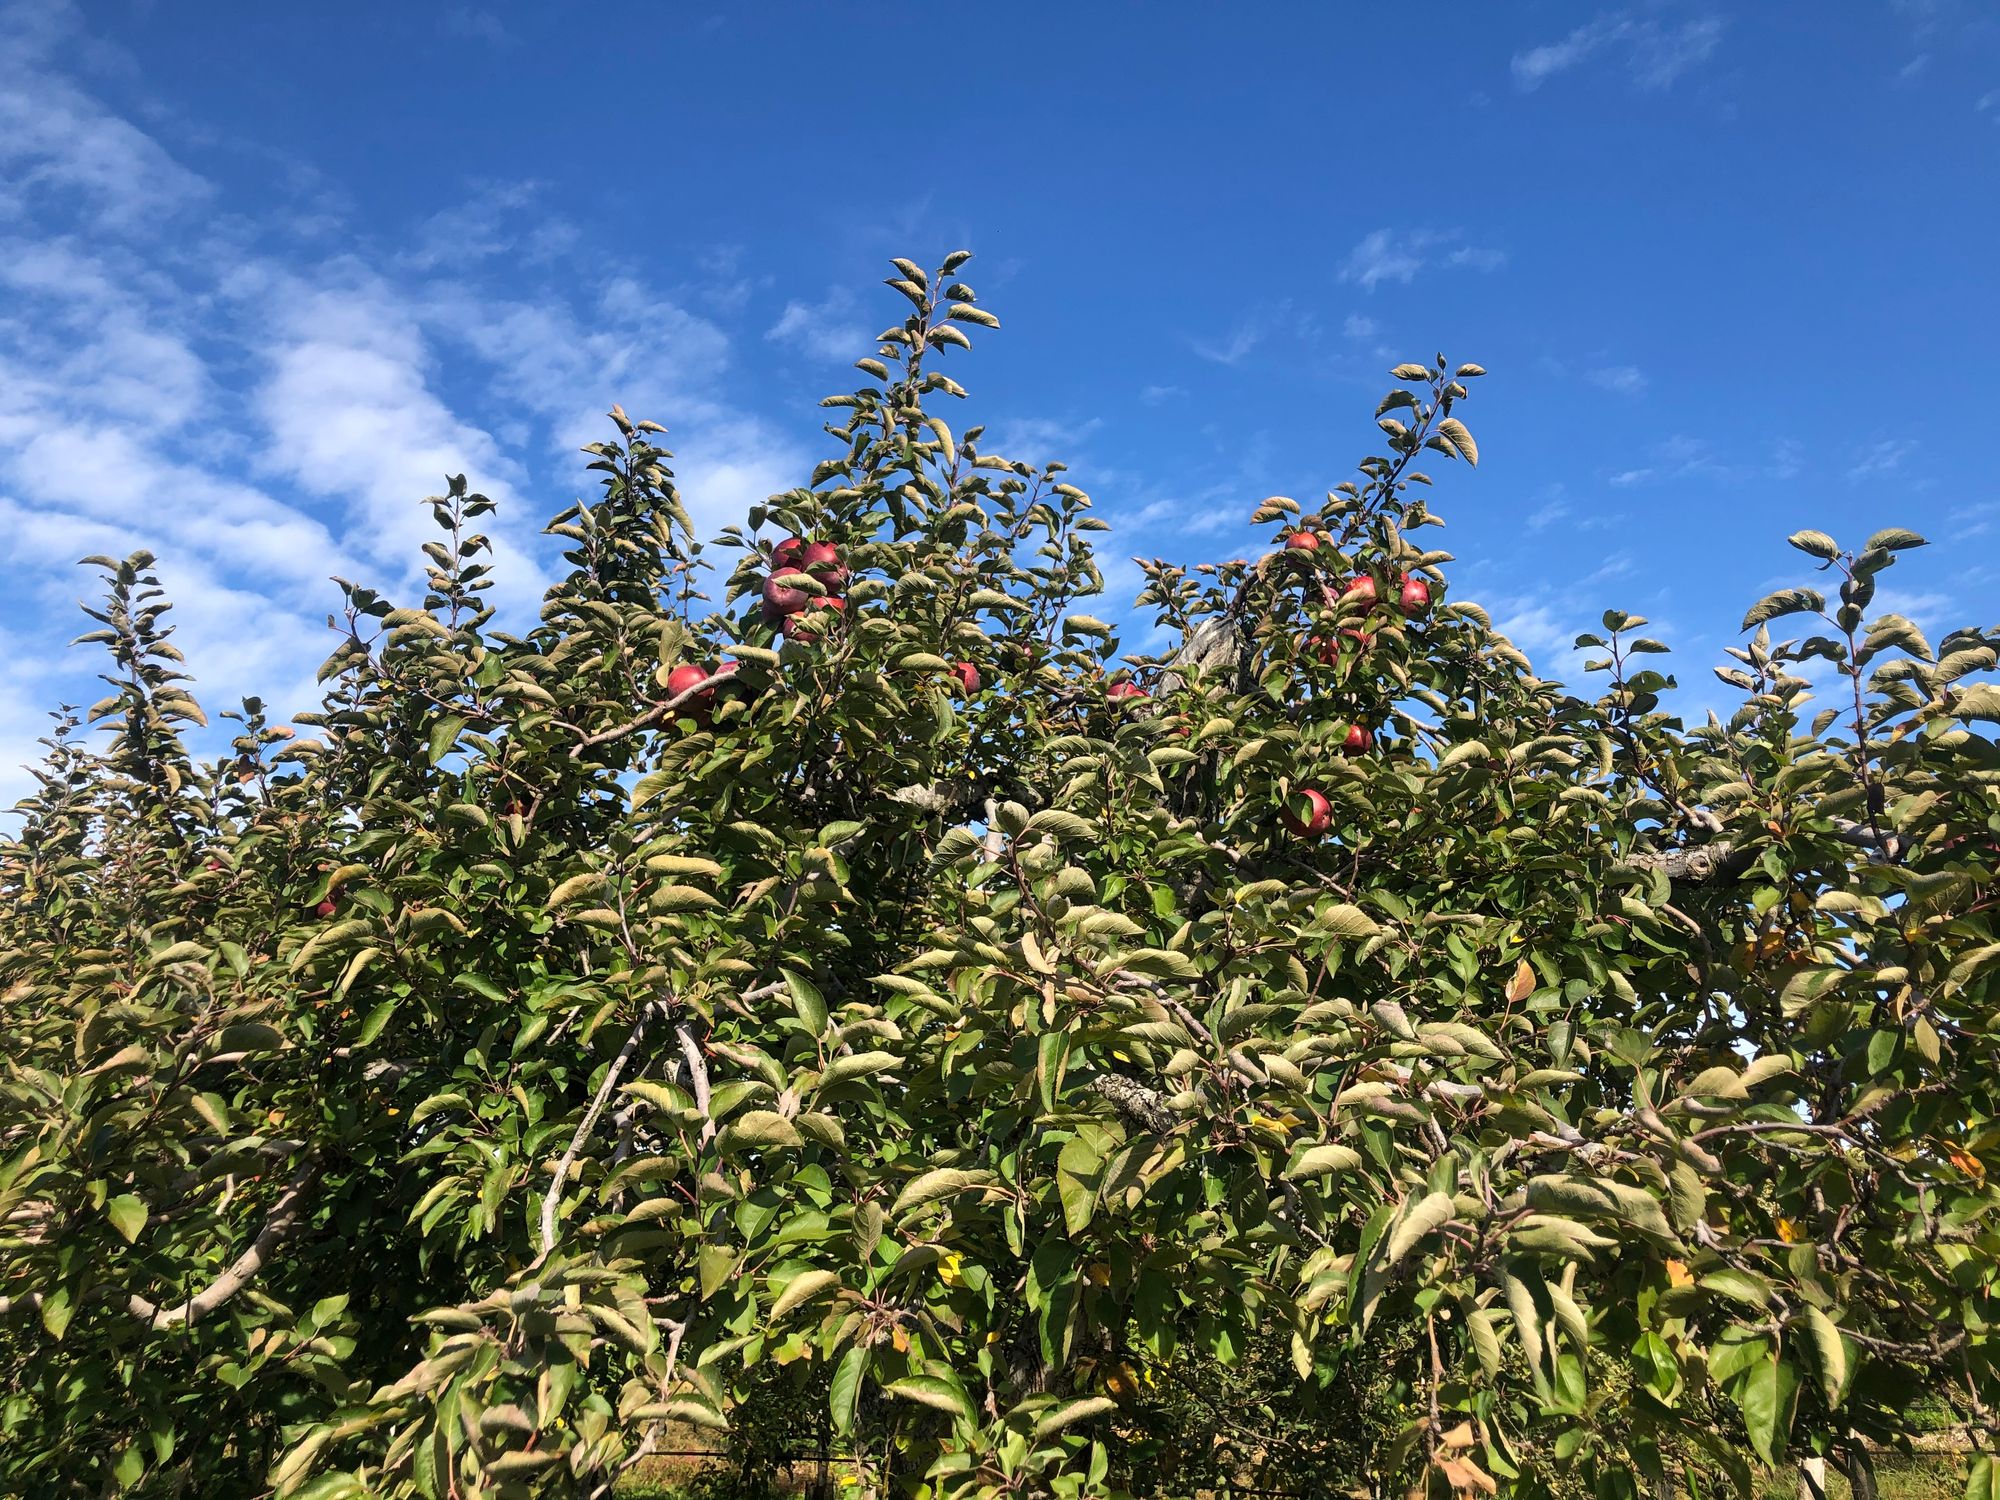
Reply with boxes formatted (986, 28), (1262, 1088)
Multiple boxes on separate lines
(1282, 528), (1439, 839)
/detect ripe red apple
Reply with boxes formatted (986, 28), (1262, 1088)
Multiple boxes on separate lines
(1310, 629), (1375, 664)
(314, 899), (338, 919)
(762, 567), (812, 618)
(205, 857), (225, 872)
(1342, 576), (1379, 608)
(1398, 573), (1432, 614)
(782, 596), (844, 635)
(666, 663), (712, 725)
(1281, 788), (1332, 838)
(952, 661), (981, 695)
(1107, 681), (1149, 704)
(1285, 531), (1320, 553)
(773, 536), (807, 570)
(800, 540), (847, 589)
(1343, 724), (1374, 754)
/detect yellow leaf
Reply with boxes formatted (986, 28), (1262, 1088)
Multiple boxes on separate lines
(938, 1252), (965, 1287)
(1665, 1258), (1693, 1288)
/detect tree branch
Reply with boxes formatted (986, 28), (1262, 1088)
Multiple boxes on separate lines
(1091, 1073), (1176, 1133)
(539, 1004), (659, 1258)
(125, 1158), (320, 1330)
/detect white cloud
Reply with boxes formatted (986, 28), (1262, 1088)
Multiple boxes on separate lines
(1511, 10), (1725, 93)
(0, 6), (823, 806)
(1607, 434), (1803, 488)
(1847, 438), (1913, 483)
(1138, 384), (1185, 405)
(1192, 320), (1264, 366)
(1340, 229), (1506, 292)
(1342, 314), (1377, 340)
(766, 291), (871, 363)
(441, 7), (515, 46)
(1526, 496), (1571, 530)
(1585, 363), (1648, 395)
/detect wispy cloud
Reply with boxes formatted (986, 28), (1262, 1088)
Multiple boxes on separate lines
(1138, 384), (1186, 405)
(441, 7), (516, 46)
(1526, 496), (1571, 530)
(1512, 9), (1726, 93)
(1191, 300), (1318, 365)
(1342, 314), (1377, 340)
(1584, 363), (1648, 395)
(1339, 229), (1507, 292)
(766, 290), (872, 363)
(1193, 320), (1264, 366)
(1847, 438), (1913, 483)
(1608, 434), (1803, 489)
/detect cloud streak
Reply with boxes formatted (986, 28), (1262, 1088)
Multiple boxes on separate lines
(1512, 10), (1725, 93)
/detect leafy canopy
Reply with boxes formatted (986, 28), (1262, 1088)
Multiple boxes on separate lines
(4, 254), (2000, 1500)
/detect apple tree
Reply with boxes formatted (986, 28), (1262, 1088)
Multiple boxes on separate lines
(4, 254), (2000, 1500)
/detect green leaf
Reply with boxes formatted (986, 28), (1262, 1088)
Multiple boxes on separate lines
(1384, 1191), (1455, 1267)
(426, 713), (466, 765)
(770, 1268), (840, 1321)
(719, 1110), (802, 1151)
(1786, 530), (1841, 560)
(831, 1346), (869, 1437)
(892, 1168), (995, 1218)
(106, 1193), (147, 1245)
(1033, 1395), (1118, 1438)
(1285, 1143), (1363, 1179)
(1315, 904), (1381, 938)
(1702, 1267), (1774, 1309)
(884, 1374), (975, 1425)
(1864, 527), (1927, 552)
(1798, 1305), (1848, 1408)
(1435, 416), (1478, 466)
(544, 872), (607, 910)
(1741, 587), (1825, 631)
(818, 1051), (901, 1090)
(1734, 1352), (1800, 1465)
(1056, 1135), (1101, 1236)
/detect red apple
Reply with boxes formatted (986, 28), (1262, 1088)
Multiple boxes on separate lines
(782, 596), (844, 635)
(952, 661), (981, 695)
(801, 540), (847, 589)
(1343, 724), (1374, 754)
(1285, 531), (1320, 553)
(1310, 629), (1375, 664)
(1107, 681), (1149, 704)
(1398, 573), (1431, 614)
(314, 899), (338, 919)
(666, 663), (712, 725)
(205, 857), (225, 872)
(666, 663), (710, 699)
(1281, 788), (1332, 838)
(773, 536), (807, 569)
(1342, 576), (1379, 608)
(762, 567), (813, 618)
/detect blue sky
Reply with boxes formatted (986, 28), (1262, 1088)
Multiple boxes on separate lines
(2, 0), (1996, 800)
